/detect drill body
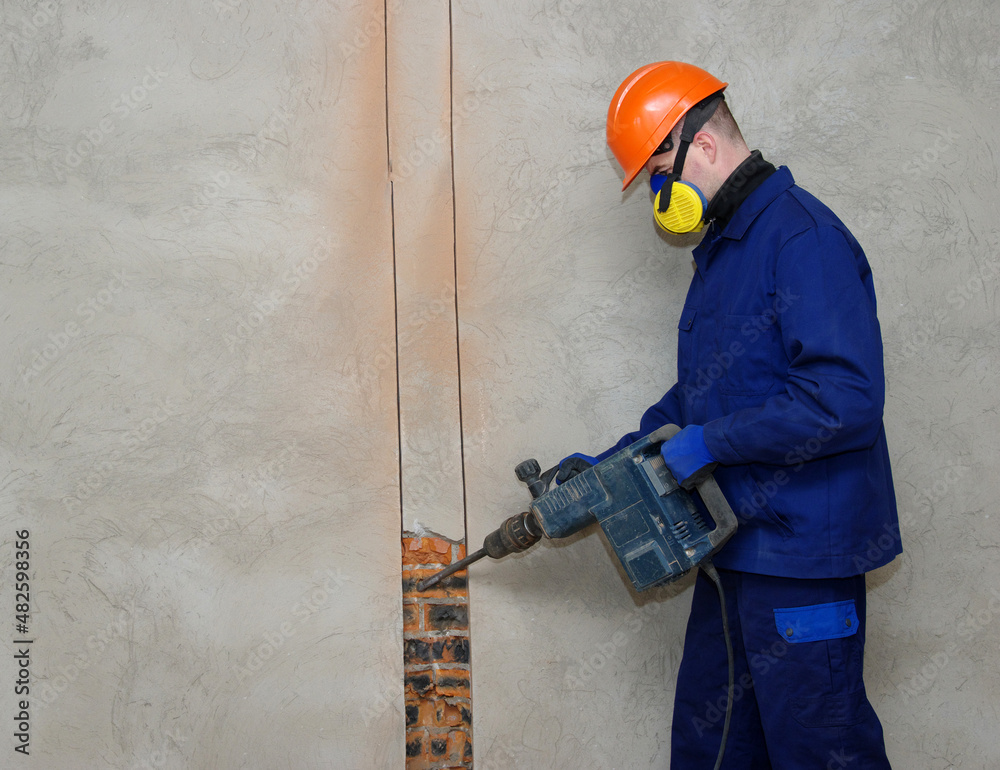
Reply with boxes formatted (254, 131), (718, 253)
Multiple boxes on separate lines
(524, 424), (736, 590)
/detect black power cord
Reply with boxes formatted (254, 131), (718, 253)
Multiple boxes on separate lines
(700, 559), (734, 770)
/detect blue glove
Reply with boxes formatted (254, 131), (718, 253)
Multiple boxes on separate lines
(660, 425), (717, 490)
(555, 452), (598, 485)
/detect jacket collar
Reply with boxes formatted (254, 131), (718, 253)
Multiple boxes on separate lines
(705, 150), (776, 229)
(719, 164), (794, 240)
(692, 165), (794, 271)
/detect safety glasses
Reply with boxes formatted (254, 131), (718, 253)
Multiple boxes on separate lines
(652, 132), (675, 157)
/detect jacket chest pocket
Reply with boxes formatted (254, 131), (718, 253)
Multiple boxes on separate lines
(719, 313), (785, 399)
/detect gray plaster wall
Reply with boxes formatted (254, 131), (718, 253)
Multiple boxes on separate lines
(2, 0), (998, 768)
(2, 1), (403, 767)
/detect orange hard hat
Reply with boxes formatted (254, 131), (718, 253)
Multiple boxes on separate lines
(607, 62), (727, 190)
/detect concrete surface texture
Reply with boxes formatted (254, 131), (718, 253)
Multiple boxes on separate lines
(1, 0), (998, 768)
(2, 1), (403, 767)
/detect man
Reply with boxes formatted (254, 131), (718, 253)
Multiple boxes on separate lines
(563, 62), (900, 768)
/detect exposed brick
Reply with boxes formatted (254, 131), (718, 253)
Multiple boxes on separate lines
(436, 700), (470, 728)
(448, 730), (471, 763)
(432, 637), (469, 664)
(403, 534), (473, 768)
(405, 636), (470, 666)
(405, 698), (437, 728)
(435, 669), (471, 698)
(425, 603), (469, 631)
(405, 672), (433, 698)
(404, 638), (433, 666)
(402, 552), (439, 567)
(402, 569), (468, 598)
(403, 537), (454, 566)
(403, 602), (421, 633)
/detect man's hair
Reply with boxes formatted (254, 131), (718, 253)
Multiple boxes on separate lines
(705, 99), (745, 146)
(667, 97), (746, 148)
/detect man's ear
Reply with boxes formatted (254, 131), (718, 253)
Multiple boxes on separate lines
(691, 130), (717, 164)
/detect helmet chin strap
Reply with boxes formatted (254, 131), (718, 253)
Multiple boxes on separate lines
(656, 94), (725, 215)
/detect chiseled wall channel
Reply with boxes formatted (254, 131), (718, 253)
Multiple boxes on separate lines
(1, 0), (998, 768)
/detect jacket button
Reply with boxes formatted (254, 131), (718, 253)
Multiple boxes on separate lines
(845, 618), (852, 627)
(785, 628), (793, 637)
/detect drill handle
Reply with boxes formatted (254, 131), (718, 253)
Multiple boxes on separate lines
(515, 458), (559, 498)
(648, 423), (737, 550)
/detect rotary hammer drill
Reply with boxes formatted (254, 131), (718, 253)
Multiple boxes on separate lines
(417, 424), (737, 592)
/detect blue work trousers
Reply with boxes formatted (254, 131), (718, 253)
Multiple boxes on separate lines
(670, 568), (891, 769)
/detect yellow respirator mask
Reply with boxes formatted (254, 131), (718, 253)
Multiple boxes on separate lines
(651, 174), (708, 234)
(645, 92), (724, 234)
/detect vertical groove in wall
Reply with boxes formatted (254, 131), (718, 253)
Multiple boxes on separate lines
(445, 4), (474, 765)
(384, 0), (404, 531)
(402, 534), (474, 768)
(447, 0), (468, 538)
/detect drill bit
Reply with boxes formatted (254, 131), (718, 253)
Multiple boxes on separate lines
(415, 548), (488, 592)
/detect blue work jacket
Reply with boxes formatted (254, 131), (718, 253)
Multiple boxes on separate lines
(597, 167), (900, 578)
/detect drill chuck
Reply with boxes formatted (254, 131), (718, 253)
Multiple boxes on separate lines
(414, 511), (543, 592)
(483, 510), (542, 558)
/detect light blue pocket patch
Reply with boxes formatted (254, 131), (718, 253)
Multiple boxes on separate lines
(773, 600), (859, 643)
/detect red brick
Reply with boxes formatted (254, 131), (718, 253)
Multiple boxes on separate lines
(402, 538), (450, 566)
(424, 602), (469, 631)
(405, 744), (441, 770)
(430, 735), (449, 757)
(434, 669), (471, 698)
(402, 550), (444, 567)
(434, 637), (470, 664)
(403, 602), (420, 633)
(405, 697), (437, 728)
(405, 732), (424, 760)
(447, 730), (471, 764)
(404, 637), (435, 666)
(404, 636), (469, 666)
(402, 569), (468, 599)
(404, 671), (434, 698)
(436, 700), (470, 728)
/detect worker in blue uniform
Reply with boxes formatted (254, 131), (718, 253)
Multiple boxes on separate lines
(561, 62), (900, 768)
